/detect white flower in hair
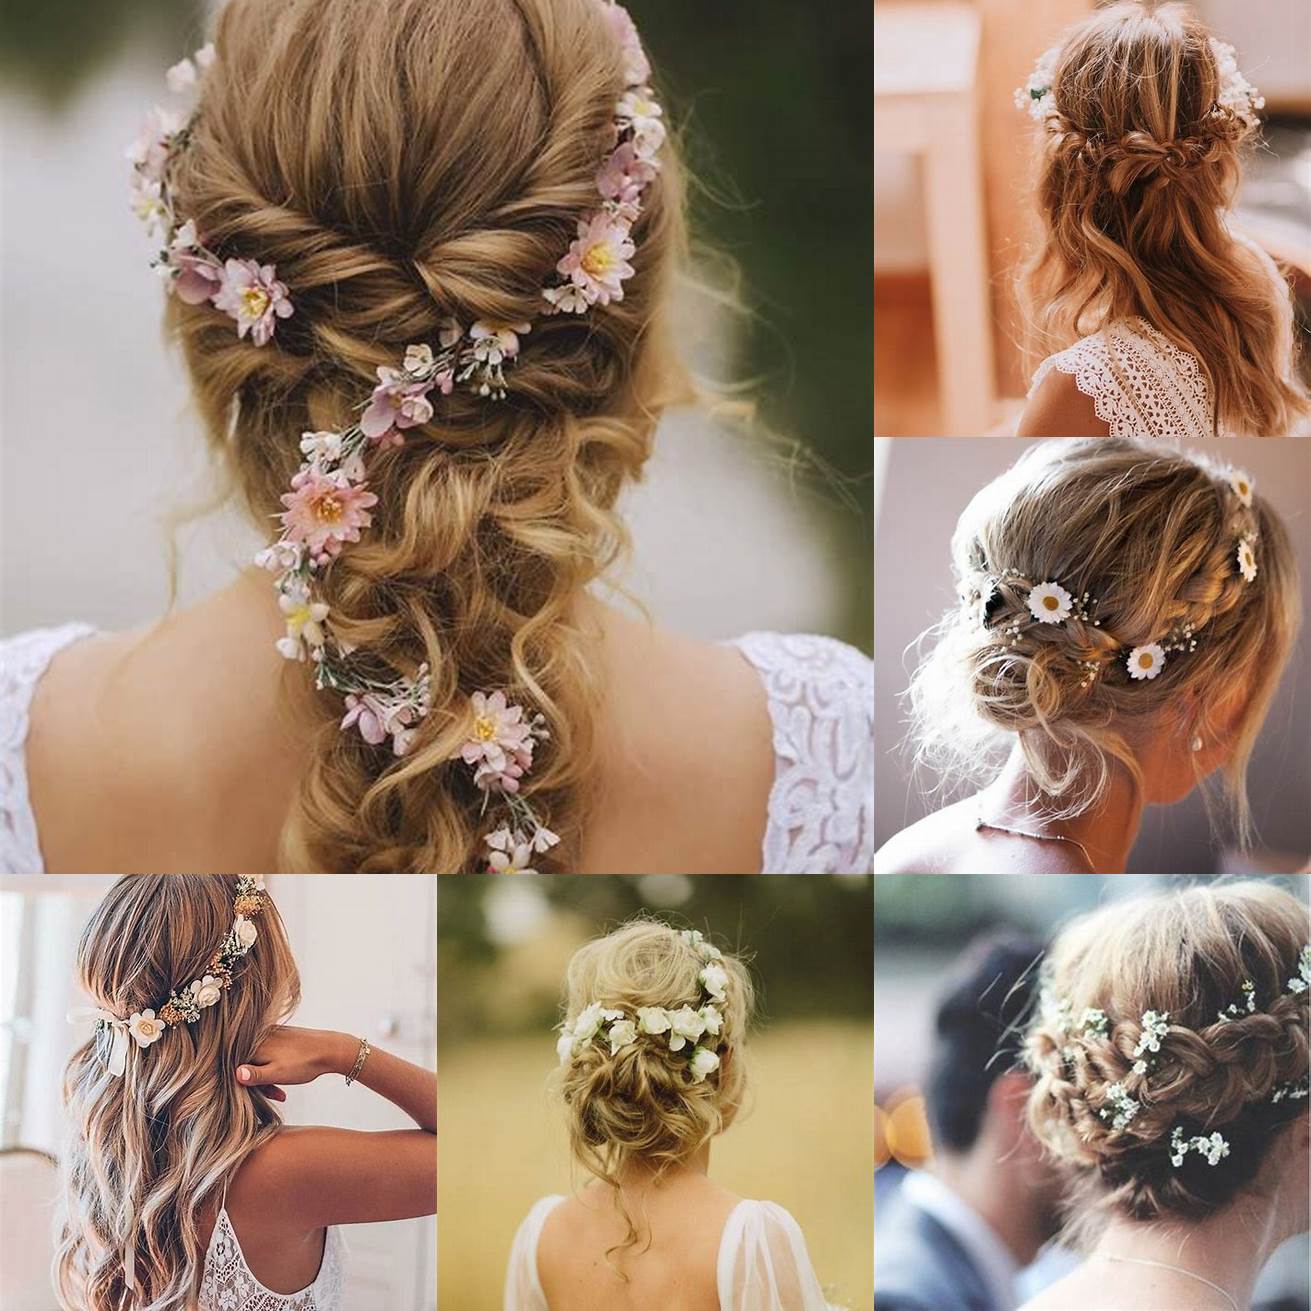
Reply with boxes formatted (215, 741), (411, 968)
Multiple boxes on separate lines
(699, 1005), (723, 1037)
(688, 1047), (720, 1082)
(128, 1009), (165, 1048)
(699, 962), (729, 1003)
(637, 1007), (672, 1036)
(1133, 1010), (1169, 1058)
(1236, 535), (1257, 584)
(1027, 581), (1073, 623)
(1099, 1082), (1139, 1131)
(1227, 468), (1254, 507)
(190, 976), (223, 1008)
(607, 1018), (638, 1055)
(556, 1030), (575, 1065)
(1014, 45), (1060, 123)
(572, 1002), (606, 1044)
(1289, 944), (1311, 995)
(233, 916), (259, 950)
(1127, 643), (1166, 681)
(668, 1005), (707, 1052)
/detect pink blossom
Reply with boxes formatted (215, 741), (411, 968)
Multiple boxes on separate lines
(279, 469), (378, 562)
(340, 693), (390, 747)
(126, 106), (183, 182)
(542, 283), (594, 315)
(173, 254), (225, 304)
(596, 143), (657, 205)
(469, 321), (531, 366)
(556, 212), (636, 307)
(459, 691), (533, 781)
(360, 367), (436, 442)
(212, 259), (294, 346)
(606, 5), (651, 86)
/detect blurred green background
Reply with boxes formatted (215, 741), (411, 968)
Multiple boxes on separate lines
(0, 0), (872, 646)
(438, 874), (874, 1309)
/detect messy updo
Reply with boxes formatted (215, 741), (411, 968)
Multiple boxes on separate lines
(557, 920), (753, 1258)
(165, 0), (692, 871)
(908, 438), (1299, 837)
(1024, 881), (1308, 1238)
(1018, 2), (1310, 436)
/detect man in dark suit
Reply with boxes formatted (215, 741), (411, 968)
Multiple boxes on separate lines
(875, 934), (1063, 1311)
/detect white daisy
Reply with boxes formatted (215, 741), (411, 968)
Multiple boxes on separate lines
(1027, 581), (1073, 623)
(1227, 468), (1254, 507)
(1237, 536), (1257, 583)
(1127, 643), (1166, 681)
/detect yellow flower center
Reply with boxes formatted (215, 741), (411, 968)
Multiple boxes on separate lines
(1138, 652), (1154, 669)
(1042, 594), (1059, 611)
(241, 286), (271, 319)
(581, 242), (615, 277)
(312, 492), (344, 524)
(286, 602), (312, 632)
(1238, 480), (1249, 497)
(473, 715), (498, 742)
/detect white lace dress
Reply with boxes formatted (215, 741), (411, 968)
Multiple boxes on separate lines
(0, 626), (872, 874)
(504, 1196), (837, 1311)
(1024, 233), (1300, 440)
(199, 1206), (343, 1311)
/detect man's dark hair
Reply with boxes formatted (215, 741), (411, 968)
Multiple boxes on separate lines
(924, 932), (1045, 1154)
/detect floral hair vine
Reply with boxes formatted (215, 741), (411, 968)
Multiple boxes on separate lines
(961, 467), (1258, 687)
(556, 930), (728, 1083)
(66, 877), (270, 1079)
(1014, 37), (1265, 131)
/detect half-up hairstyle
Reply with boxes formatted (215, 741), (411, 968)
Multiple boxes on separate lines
(556, 920), (754, 1266)
(1024, 880), (1309, 1244)
(55, 876), (300, 1311)
(1018, 2), (1310, 437)
(165, 0), (694, 871)
(908, 438), (1300, 841)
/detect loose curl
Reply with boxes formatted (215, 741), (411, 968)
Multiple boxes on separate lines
(164, 0), (695, 871)
(55, 876), (300, 1311)
(908, 438), (1300, 840)
(1023, 881), (1309, 1241)
(556, 920), (754, 1267)
(1018, 2), (1310, 437)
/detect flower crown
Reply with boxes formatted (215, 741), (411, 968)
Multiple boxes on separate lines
(1015, 36), (1264, 131)
(66, 877), (271, 1079)
(1038, 943), (1310, 1170)
(960, 467), (1257, 687)
(556, 930), (729, 1083)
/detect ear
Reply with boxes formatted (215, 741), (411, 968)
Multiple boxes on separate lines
(985, 1070), (1032, 1151)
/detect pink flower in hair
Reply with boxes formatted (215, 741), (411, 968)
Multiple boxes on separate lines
(606, 4), (651, 86)
(212, 259), (294, 346)
(470, 321), (532, 366)
(596, 142), (657, 205)
(164, 221), (225, 304)
(460, 691), (534, 781)
(340, 693), (391, 747)
(557, 212), (636, 307)
(279, 469), (378, 563)
(361, 368), (436, 442)
(126, 106), (183, 182)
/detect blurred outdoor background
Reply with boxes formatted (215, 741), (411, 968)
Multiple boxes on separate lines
(874, 872), (1311, 1309)
(874, 0), (1311, 435)
(873, 437), (1311, 873)
(0, 0), (872, 648)
(437, 874), (874, 1310)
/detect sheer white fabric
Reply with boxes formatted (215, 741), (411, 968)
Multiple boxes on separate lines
(728, 633), (874, 875)
(0, 623), (92, 874)
(504, 1196), (835, 1311)
(198, 1207), (344, 1311)
(1025, 233), (1299, 441)
(0, 625), (872, 875)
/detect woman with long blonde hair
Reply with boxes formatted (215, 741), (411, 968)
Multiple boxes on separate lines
(0, 0), (872, 876)
(876, 438), (1301, 874)
(1012, 2), (1310, 440)
(57, 875), (436, 1311)
(1018, 879), (1309, 1310)
(505, 919), (834, 1309)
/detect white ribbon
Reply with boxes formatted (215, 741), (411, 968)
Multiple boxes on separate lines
(66, 1006), (130, 1079)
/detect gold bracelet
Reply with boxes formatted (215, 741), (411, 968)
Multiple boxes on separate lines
(344, 1036), (371, 1086)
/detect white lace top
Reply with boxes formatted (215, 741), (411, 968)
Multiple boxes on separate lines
(504, 1196), (836, 1311)
(200, 1207), (344, 1311)
(0, 626), (872, 875)
(1025, 233), (1297, 441)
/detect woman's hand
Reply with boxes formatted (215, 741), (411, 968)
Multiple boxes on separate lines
(236, 1026), (355, 1100)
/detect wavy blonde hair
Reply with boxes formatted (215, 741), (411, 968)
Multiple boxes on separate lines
(909, 438), (1300, 840)
(556, 919), (754, 1265)
(1024, 880), (1309, 1242)
(55, 876), (300, 1311)
(165, 0), (694, 871)
(1018, 1), (1310, 437)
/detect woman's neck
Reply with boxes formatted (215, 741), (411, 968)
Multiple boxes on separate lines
(981, 746), (1142, 873)
(1091, 1196), (1290, 1311)
(615, 1142), (711, 1197)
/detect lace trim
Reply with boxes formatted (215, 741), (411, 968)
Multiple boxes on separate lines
(0, 623), (94, 875)
(1029, 317), (1217, 440)
(729, 632), (874, 874)
(199, 1209), (344, 1311)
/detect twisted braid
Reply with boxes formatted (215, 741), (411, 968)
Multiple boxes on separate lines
(165, 0), (692, 870)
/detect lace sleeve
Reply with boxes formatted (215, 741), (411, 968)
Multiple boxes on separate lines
(718, 1201), (834, 1311)
(502, 1196), (563, 1311)
(729, 633), (874, 874)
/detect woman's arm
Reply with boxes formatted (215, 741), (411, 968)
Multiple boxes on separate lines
(1015, 367), (1112, 437)
(235, 1026), (437, 1225)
